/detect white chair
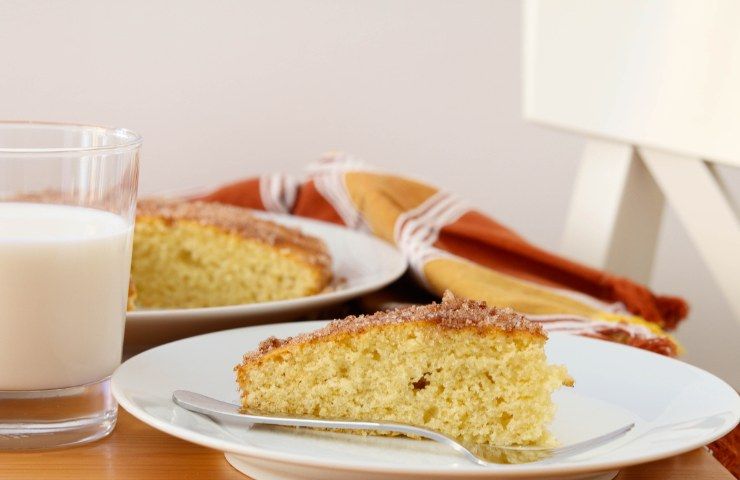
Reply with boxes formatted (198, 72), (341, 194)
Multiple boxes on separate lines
(523, 0), (740, 321)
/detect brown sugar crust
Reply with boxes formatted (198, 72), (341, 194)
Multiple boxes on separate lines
(137, 198), (332, 277)
(239, 291), (545, 366)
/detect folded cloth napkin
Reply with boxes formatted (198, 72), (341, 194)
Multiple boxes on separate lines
(198, 153), (688, 356)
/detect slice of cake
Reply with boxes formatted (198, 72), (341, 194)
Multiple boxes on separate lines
(235, 292), (572, 448)
(130, 199), (332, 309)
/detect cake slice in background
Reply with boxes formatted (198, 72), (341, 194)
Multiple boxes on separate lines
(235, 291), (572, 448)
(129, 199), (332, 309)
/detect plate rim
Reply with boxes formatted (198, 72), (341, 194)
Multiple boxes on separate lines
(126, 212), (407, 322)
(112, 323), (740, 477)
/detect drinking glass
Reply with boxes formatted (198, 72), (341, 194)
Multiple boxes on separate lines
(0, 121), (141, 449)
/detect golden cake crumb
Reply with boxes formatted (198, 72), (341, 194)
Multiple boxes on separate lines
(130, 199), (332, 309)
(236, 292), (572, 450)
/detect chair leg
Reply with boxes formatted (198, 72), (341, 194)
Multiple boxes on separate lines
(561, 139), (664, 283)
(640, 147), (740, 321)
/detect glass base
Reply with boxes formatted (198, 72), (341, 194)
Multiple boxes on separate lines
(0, 376), (116, 450)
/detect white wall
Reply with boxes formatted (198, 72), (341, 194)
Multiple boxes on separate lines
(2, 0), (737, 386)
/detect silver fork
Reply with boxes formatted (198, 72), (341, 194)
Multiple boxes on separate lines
(172, 390), (634, 466)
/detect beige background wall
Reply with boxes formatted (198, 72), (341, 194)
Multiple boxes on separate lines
(2, 0), (737, 386)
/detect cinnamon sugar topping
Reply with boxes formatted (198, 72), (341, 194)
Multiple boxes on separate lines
(241, 291), (544, 364)
(137, 198), (331, 271)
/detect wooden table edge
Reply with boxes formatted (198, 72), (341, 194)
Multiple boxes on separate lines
(0, 409), (734, 479)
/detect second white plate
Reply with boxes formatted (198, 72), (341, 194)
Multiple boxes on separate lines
(125, 213), (406, 345)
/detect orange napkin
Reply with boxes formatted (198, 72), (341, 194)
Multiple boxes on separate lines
(199, 153), (687, 356)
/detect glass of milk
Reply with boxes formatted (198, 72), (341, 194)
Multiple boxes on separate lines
(0, 121), (140, 449)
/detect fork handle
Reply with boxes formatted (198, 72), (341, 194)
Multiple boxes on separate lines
(171, 390), (488, 466)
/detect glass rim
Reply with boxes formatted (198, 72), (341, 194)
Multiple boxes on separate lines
(0, 120), (142, 154)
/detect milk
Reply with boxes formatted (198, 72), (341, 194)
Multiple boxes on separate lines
(0, 203), (133, 390)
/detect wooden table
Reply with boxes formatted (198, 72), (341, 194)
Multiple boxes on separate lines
(0, 409), (733, 480)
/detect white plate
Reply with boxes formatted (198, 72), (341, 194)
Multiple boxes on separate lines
(112, 321), (740, 480)
(124, 213), (406, 345)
